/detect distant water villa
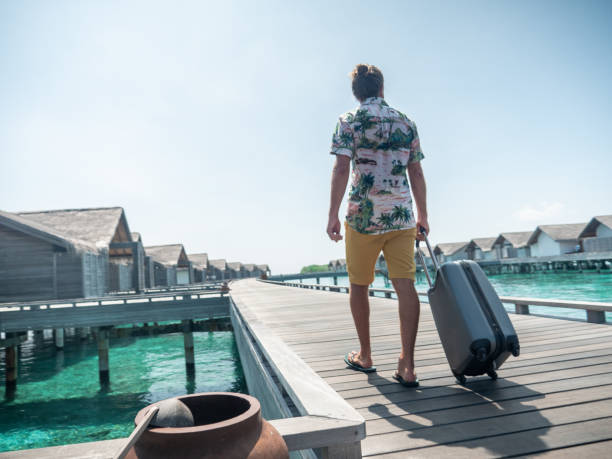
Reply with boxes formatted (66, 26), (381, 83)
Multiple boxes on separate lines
(327, 214), (612, 275)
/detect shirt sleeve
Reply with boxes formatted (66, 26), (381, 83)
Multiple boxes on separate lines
(330, 117), (354, 158)
(408, 122), (425, 163)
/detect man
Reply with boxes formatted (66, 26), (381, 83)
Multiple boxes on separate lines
(327, 64), (429, 387)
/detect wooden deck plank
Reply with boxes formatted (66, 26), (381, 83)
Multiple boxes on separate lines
(524, 439), (612, 457)
(364, 384), (612, 436)
(357, 373), (612, 422)
(361, 399), (612, 456)
(367, 417), (612, 458)
(230, 279), (612, 458)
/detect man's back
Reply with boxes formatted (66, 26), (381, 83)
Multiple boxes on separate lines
(331, 96), (424, 234)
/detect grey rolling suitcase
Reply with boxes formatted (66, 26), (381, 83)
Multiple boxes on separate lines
(416, 230), (520, 384)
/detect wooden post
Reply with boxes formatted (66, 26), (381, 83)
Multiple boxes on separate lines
(333, 276), (338, 286)
(384, 292), (392, 299)
(515, 304), (529, 315)
(97, 328), (110, 385)
(54, 328), (64, 349)
(5, 333), (18, 397)
(587, 310), (606, 324)
(182, 320), (195, 375)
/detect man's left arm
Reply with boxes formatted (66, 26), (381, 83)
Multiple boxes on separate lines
(408, 161), (429, 240)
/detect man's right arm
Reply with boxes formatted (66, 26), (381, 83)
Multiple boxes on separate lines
(408, 161), (429, 240)
(327, 155), (351, 241)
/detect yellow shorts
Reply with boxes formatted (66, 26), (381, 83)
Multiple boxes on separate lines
(345, 222), (416, 285)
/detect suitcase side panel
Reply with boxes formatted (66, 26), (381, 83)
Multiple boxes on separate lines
(428, 262), (496, 374)
(463, 261), (521, 359)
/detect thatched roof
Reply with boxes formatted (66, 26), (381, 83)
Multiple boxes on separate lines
(579, 215), (612, 238)
(17, 207), (130, 248)
(495, 231), (532, 248)
(243, 263), (258, 272)
(131, 232), (142, 243)
(469, 237), (497, 251)
(189, 253), (209, 269)
(209, 259), (227, 270)
(528, 223), (587, 245)
(227, 262), (243, 271)
(257, 264), (270, 272)
(434, 242), (468, 256)
(145, 244), (187, 267)
(0, 210), (97, 253)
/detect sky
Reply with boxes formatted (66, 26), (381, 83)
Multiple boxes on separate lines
(1, 1), (611, 274)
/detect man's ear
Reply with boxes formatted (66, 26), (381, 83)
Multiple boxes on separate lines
(378, 85), (384, 98)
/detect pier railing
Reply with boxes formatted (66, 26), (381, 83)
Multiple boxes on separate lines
(261, 280), (612, 324)
(0, 289), (229, 333)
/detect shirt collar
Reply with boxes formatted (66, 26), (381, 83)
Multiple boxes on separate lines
(360, 96), (388, 106)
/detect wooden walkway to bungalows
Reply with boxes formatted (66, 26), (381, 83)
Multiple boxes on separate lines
(230, 279), (612, 458)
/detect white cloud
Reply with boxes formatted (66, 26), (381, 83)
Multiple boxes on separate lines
(514, 202), (565, 222)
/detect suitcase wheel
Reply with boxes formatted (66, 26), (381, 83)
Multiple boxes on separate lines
(487, 369), (498, 380)
(453, 372), (467, 385)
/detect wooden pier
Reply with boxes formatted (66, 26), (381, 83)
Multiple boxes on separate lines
(4, 278), (612, 458)
(0, 287), (229, 394)
(229, 278), (612, 457)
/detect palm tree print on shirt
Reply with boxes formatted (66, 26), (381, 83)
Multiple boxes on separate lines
(391, 205), (411, 223)
(377, 212), (396, 230)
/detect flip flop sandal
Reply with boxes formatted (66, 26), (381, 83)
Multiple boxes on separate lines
(344, 352), (377, 373)
(393, 372), (420, 388)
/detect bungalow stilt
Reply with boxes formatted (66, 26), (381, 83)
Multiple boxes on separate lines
(182, 319), (195, 376)
(54, 328), (64, 349)
(5, 333), (18, 396)
(96, 328), (110, 386)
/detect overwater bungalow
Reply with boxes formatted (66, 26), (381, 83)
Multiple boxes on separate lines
(466, 237), (498, 261)
(189, 253), (210, 283)
(227, 262), (245, 279)
(209, 259), (229, 280)
(527, 223), (587, 257)
(15, 207), (144, 294)
(493, 231), (532, 259)
(0, 210), (108, 302)
(257, 264), (271, 277)
(580, 215), (612, 253)
(145, 244), (192, 286)
(434, 242), (469, 263)
(132, 232), (155, 289)
(243, 263), (263, 278)
(328, 259), (347, 272)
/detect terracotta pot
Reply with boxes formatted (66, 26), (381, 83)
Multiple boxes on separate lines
(127, 392), (289, 459)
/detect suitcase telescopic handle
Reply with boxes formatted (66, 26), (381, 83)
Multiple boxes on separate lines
(416, 226), (441, 288)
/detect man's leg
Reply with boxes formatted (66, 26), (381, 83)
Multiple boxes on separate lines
(348, 283), (372, 368)
(391, 278), (420, 381)
(383, 227), (419, 382)
(344, 223), (381, 369)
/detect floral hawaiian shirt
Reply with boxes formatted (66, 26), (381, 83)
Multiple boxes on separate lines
(330, 97), (424, 234)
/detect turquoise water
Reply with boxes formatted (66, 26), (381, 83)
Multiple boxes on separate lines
(0, 330), (245, 452)
(300, 271), (612, 322)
